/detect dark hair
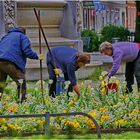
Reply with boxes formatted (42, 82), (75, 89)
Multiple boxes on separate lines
(77, 52), (90, 64)
(18, 27), (26, 34)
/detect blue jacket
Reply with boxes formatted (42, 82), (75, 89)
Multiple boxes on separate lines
(47, 46), (79, 86)
(0, 28), (38, 73)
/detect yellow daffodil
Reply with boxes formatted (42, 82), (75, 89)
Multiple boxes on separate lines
(99, 76), (103, 81)
(116, 80), (120, 86)
(101, 81), (105, 88)
(101, 115), (110, 121)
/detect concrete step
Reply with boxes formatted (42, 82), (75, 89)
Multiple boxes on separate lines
(30, 37), (79, 47)
(25, 61), (103, 81)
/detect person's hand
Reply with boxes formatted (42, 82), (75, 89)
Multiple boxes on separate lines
(38, 53), (44, 60)
(53, 68), (62, 75)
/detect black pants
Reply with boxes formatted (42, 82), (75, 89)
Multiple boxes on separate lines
(125, 54), (140, 92)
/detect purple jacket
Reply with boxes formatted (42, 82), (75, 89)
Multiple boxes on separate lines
(108, 42), (139, 77)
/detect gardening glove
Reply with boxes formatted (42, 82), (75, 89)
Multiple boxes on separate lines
(38, 53), (44, 60)
(53, 68), (62, 76)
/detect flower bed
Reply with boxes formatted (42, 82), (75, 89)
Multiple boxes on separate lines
(0, 73), (140, 136)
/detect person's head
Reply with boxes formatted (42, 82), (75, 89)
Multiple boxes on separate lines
(18, 27), (26, 34)
(76, 52), (90, 68)
(99, 41), (113, 56)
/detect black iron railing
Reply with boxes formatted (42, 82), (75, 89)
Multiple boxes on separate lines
(0, 112), (101, 139)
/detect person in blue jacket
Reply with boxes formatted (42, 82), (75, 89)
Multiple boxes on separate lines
(0, 27), (43, 102)
(46, 46), (90, 98)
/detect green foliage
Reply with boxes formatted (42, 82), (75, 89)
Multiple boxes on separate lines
(85, 67), (104, 81)
(81, 29), (101, 52)
(5, 132), (140, 139)
(101, 24), (130, 43)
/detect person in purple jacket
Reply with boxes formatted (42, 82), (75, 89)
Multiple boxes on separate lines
(0, 27), (43, 102)
(99, 41), (140, 93)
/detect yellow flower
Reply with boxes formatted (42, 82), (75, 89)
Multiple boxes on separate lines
(87, 119), (96, 129)
(64, 121), (79, 128)
(114, 121), (119, 127)
(116, 80), (120, 86)
(3, 101), (8, 106)
(101, 81), (105, 88)
(118, 119), (127, 127)
(87, 85), (91, 90)
(15, 119), (20, 124)
(99, 76), (103, 81)
(81, 81), (84, 86)
(101, 115), (110, 121)
(7, 103), (18, 113)
(1, 125), (7, 131)
(7, 124), (15, 129)
(72, 121), (79, 128)
(89, 110), (97, 118)
(37, 120), (45, 126)
(8, 106), (18, 113)
(63, 110), (68, 113)
(100, 108), (108, 113)
(101, 87), (106, 94)
(71, 98), (76, 103)
(0, 118), (6, 124)
(130, 109), (140, 116)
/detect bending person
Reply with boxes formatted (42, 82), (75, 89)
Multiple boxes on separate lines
(46, 46), (90, 98)
(99, 41), (140, 93)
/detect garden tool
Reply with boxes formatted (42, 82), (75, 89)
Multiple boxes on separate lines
(101, 73), (118, 95)
(34, 8), (70, 99)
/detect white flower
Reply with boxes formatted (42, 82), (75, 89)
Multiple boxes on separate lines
(64, 81), (71, 89)
(101, 71), (108, 77)
(48, 79), (53, 84)
(36, 80), (45, 86)
(109, 76), (117, 83)
(84, 80), (92, 86)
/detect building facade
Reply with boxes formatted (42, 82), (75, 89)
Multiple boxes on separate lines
(81, 0), (136, 32)
(126, 1), (136, 32)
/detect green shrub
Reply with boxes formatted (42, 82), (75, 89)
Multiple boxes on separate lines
(81, 29), (101, 52)
(101, 24), (130, 43)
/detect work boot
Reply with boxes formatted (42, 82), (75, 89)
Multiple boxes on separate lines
(125, 85), (133, 93)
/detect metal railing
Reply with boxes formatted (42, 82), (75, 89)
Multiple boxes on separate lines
(0, 112), (101, 139)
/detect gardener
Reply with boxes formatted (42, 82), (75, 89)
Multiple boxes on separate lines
(0, 27), (43, 102)
(99, 41), (140, 93)
(46, 46), (90, 98)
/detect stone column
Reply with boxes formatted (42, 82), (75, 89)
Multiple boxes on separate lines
(3, 0), (16, 32)
(75, 1), (83, 51)
(0, 1), (5, 38)
(76, 1), (82, 38)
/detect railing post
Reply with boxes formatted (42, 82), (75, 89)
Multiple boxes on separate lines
(45, 112), (50, 135)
